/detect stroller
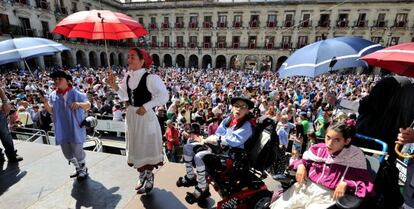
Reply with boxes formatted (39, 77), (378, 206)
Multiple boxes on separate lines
(202, 116), (280, 209)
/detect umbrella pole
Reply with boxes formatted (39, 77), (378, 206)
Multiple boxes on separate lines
(24, 60), (35, 78)
(104, 39), (111, 72)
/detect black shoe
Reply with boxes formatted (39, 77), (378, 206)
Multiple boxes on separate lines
(185, 186), (211, 204)
(176, 175), (197, 187)
(8, 154), (23, 163)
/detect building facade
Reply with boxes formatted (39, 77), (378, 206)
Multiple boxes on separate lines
(1, 0), (413, 71)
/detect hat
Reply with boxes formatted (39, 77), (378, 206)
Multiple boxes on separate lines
(230, 97), (254, 110)
(49, 71), (72, 81)
(188, 123), (201, 135)
(166, 119), (174, 125)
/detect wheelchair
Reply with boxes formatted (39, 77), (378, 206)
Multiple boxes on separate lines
(277, 133), (387, 209)
(202, 116), (280, 209)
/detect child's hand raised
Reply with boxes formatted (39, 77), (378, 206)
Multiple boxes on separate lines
(332, 181), (347, 200)
(295, 164), (307, 184)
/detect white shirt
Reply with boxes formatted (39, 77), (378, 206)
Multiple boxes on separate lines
(117, 69), (169, 111)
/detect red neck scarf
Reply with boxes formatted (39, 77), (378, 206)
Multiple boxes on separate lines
(57, 86), (72, 95)
(229, 118), (239, 127)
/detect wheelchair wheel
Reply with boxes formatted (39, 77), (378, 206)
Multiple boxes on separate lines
(247, 190), (272, 209)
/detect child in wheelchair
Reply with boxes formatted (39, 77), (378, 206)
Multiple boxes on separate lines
(270, 120), (374, 209)
(176, 97), (255, 204)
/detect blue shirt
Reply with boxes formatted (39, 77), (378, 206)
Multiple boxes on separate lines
(49, 89), (88, 145)
(215, 117), (253, 149)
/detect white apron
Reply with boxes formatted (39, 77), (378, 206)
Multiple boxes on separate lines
(125, 106), (163, 169)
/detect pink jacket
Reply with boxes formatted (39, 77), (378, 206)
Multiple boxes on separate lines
(293, 143), (374, 198)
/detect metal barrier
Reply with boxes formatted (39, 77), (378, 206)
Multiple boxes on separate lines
(11, 127), (50, 144)
(46, 130), (103, 152)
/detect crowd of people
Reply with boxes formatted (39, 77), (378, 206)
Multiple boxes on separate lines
(2, 54), (414, 208)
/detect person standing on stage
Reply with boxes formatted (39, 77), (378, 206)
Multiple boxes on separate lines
(106, 48), (169, 194)
(41, 71), (91, 181)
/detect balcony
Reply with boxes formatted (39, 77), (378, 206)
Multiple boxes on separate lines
(249, 20), (259, 28)
(233, 21), (242, 28)
(35, 0), (50, 10)
(217, 21), (227, 28)
(55, 7), (68, 15)
(354, 20), (368, 28)
(249, 43), (256, 49)
(203, 21), (212, 29)
(281, 42), (292, 50)
(336, 20), (349, 28)
(188, 42), (197, 48)
(297, 42), (307, 49)
(372, 20), (387, 28)
(162, 42), (170, 48)
(203, 42), (211, 48)
(300, 20), (312, 28)
(283, 21), (294, 28)
(394, 21), (407, 28)
(176, 42), (183, 48)
(175, 22), (184, 29)
(266, 43), (273, 49)
(150, 42), (158, 47)
(233, 42), (240, 49)
(9, 25), (37, 37)
(149, 23), (157, 30)
(38, 30), (53, 39)
(317, 20), (330, 28)
(267, 21), (277, 28)
(161, 23), (169, 29)
(188, 22), (198, 29)
(217, 42), (226, 48)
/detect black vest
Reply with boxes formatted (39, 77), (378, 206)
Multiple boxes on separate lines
(127, 72), (152, 107)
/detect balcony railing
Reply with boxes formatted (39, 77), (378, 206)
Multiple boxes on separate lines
(217, 42), (226, 48)
(162, 42), (170, 48)
(372, 20), (388, 28)
(336, 20), (349, 27)
(175, 22), (184, 28)
(203, 42), (211, 48)
(217, 21), (227, 28)
(266, 43), (273, 49)
(233, 42), (240, 48)
(233, 21), (242, 28)
(281, 42), (292, 50)
(283, 20), (295, 27)
(150, 42), (158, 47)
(354, 20), (368, 27)
(297, 42), (308, 48)
(161, 23), (169, 29)
(300, 20), (312, 27)
(249, 43), (256, 49)
(317, 20), (330, 27)
(149, 23), (157, 29)
(35, 0), (50, 10)
(394, 21), (407, 28)
(189, 22), (198, 29)
(188, 42), (198, 48)
(267, 21), (277, 28)
(203, 21), (212, 28)
(249, 20), (259, 28)
(9, 25), (37, 37)
(176, 42), (183, 48)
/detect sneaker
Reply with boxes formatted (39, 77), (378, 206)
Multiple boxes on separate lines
(76, 164), (88, 181)
(137, 172), (154, 194)
(176, 175), (197, 187)
(8, 154), (23, 163)
(185, 186), (211, 204)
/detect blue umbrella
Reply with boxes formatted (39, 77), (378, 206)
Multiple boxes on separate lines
(0, 37), (69, 65)
(278, 36), (383, 78)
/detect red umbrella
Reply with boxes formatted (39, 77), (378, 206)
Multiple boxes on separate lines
(360, 42), (414, 77)
(53, 10), (147, 40)
(53, 10), (148, 69)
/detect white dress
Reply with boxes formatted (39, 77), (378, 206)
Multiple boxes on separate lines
(116, 68), (169, 169)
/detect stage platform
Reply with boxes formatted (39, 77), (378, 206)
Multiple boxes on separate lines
(0, 141), (280, 209)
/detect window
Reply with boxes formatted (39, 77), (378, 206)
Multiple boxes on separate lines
(217, 36), (226, 48)
(35, 0), (48, 9)
(190, 16), (198, 28)
(232, 36), (240, 48)
(284, 14), (293, 27)
(376, 13), (386, 27)
(249, 36), (256, 48)
(282, 36), (291, 49)
(218, 15), (227, 27)
(234, 15), (242, 27)
(176, 36), (183, 48)
(163, 17), (169, 28)
(357, 13), (366, 27)
(203, 36), (211, 48)
(265, 36), (274, 49)
(337, 14), (349, 27)
(151, 36), (157, 47)
(319, 14), (330, 27)
(189, 36), (197, 47)
(204, 16), (212, 28)
(390, 37), (399, 46)
(371, 37), (382, 44)
(138, 17), (144, 25)
(395, 13), (408, 27)
(71, 2), (77, 13)
(301, 14), (311, 27)
(0, 14), (10, 34)
(250, 15), (259, 27)
(298, 36), (308, 48)
(41, 21), (50, 38)
(163, 36), (169, 47)
(176, 16), (184, 28)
